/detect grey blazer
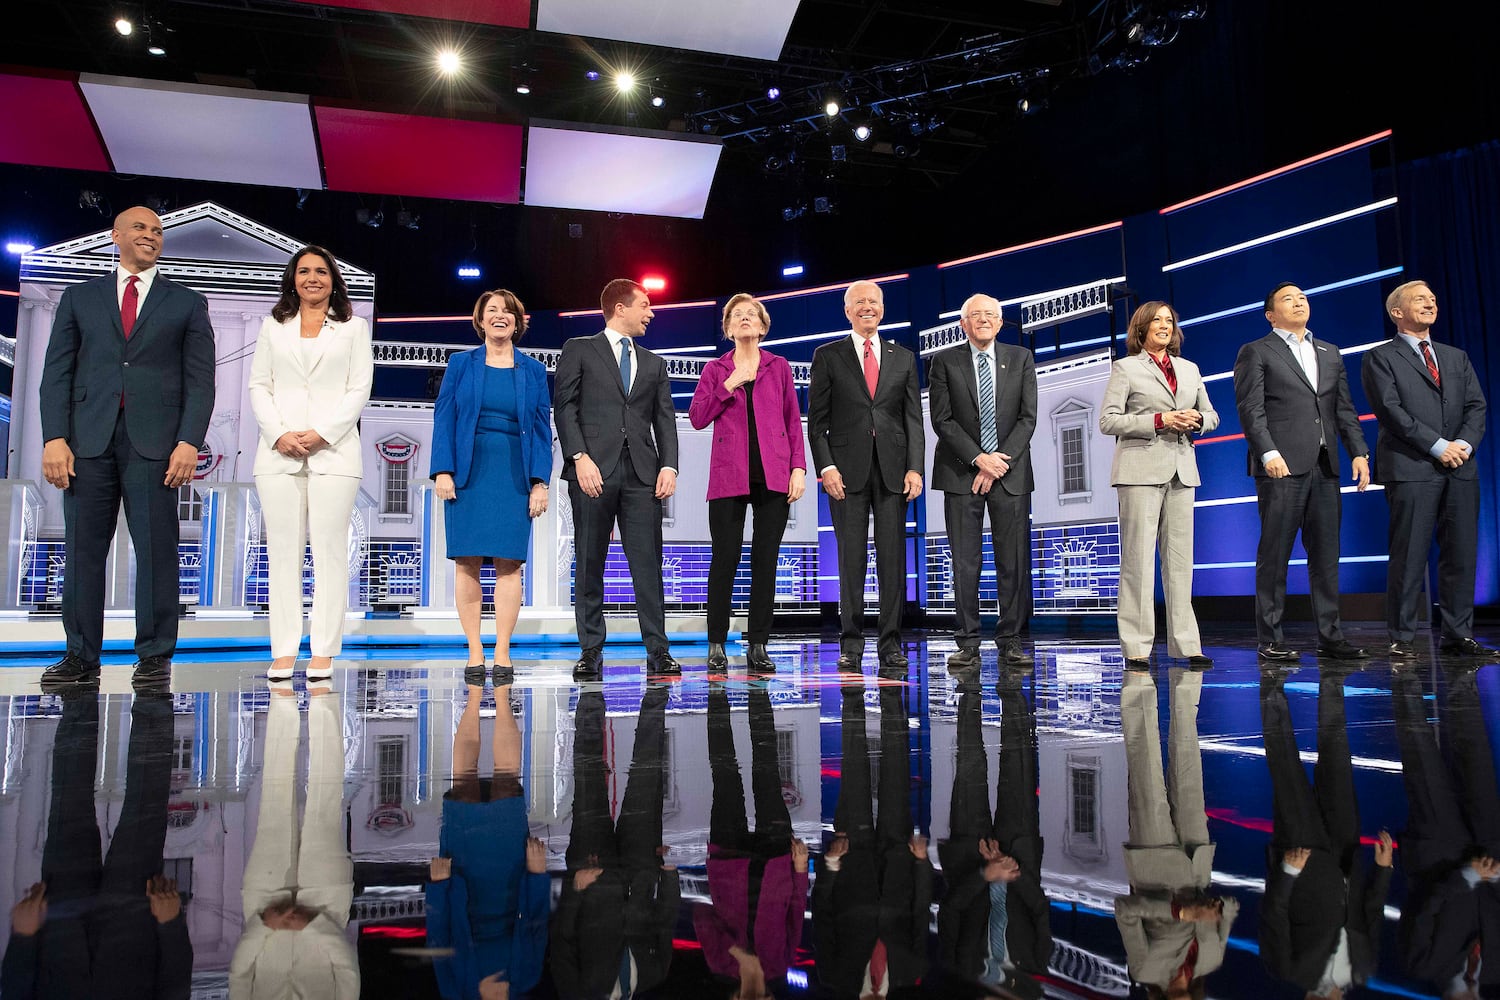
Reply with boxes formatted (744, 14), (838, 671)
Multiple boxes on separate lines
(1115, 892), (1240, 987)
(1099, 353), (1219, 487)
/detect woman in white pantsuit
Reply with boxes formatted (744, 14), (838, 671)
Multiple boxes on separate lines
(249, 247), (373, 681)
(1100, 302), (1219, 670)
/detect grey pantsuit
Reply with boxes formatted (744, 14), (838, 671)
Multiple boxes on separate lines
(1100, 353), (1219, 659)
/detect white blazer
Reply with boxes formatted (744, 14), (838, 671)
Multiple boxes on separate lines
(248, 313), (374, 477)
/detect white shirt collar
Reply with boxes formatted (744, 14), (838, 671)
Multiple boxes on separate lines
(604, 327), (634, 351)
(849, 330), (881, 361)
(968, 340), (995, 362)
(1272, 326), (1313, 347)
(118, 265), (157, 297)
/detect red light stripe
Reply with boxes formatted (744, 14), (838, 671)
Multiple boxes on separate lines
(0, 289), (19, 298)
(1160, 129), (1393, 214)
(936, 222), (1122, 269)
(758, 272), (910, 303)
(378, 315), (470, 324)
(558, 299), (715, 318)
(1196, 413), (1375, 447)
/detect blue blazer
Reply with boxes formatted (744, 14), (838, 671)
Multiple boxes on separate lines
(429, 347), (553, 489)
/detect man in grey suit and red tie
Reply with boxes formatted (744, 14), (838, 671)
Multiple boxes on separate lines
(1233, 282), (1370, 662)
(38, 206), (216, 690)
(554, 278), (680, 677)
(1360, 280), (1495, 660)
(928, 292), (1037, 669)
(806, 280), (924, 674)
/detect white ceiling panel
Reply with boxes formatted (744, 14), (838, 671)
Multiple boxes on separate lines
(79, 75), (323, 189)
(524, 122), (722, 219)
(535, 0), (801, 60)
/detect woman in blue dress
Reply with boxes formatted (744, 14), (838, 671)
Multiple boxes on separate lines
(430, 289), (553, 681)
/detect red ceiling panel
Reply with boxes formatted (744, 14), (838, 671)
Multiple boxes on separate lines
(281, 0), (529, 28)
(0, 69), (111, 172)
(315, 106), (522, 203)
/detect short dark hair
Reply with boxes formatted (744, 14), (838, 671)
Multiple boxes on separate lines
(471, 288), (528, 342)
(1125, 300), (1183, 356)
(1264, 281), (1300, 313)
(271, 246), (353, 323)
(601, 278), (644, 318)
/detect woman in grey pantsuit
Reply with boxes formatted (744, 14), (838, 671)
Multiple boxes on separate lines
(1100, 302), (1219, 669)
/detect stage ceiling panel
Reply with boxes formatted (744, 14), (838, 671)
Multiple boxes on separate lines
(524, 122), (721, 219)
(0, 71), (111, 172)
(535, 0), (801, 60)
(280, 0), (530, 27)
(78, 76), (323, 188)
(315, 107), (523, 202)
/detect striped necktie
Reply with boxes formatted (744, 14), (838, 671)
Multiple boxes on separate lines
(978, 352), (998, 453)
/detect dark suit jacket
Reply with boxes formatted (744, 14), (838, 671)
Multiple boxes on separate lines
(1403, 867), (1499, 988)
(1361, 336), (1487, 483)
(813, 849), (932, 997)
(1259, 848), (1391, 990)
(928, 342), (1037, 496)
(1233, 331), (1367, 477)
(936, 854), (1052, 981)
(428, 347), (553, 488)
(550, 868), (679, 999)
(807, 335), (924, 495)
(39, 272), (216, 460)
(554, 332), (679, 486)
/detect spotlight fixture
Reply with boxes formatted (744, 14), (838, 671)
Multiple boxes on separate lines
(295, 188), (310, 211)
(147, 43), (165, 56)
(893, 141), (920, 159)
(436, 49), (461, 76)
(853, 123), (872, 142)
(640, 275), (667, 293)
(355, 208), (383, 228)
(781, 204), (806, 222)
(651, 93), (664, 108)
(824, 97), (840, 118)
(396, 211), (420, 231)
(761, 153), (786, 174)
(615, 72), (635, 93)
(766, 85), (781, 101)
(114, 16), (133, 36)
(144, 194), (169, 213)
(457, 265), (481, 279)
(781, 264), (804, 277)
(830, 144), (847, 162)
(5, 242), (36, 256)
(585, 70), (600, 81)
(813, 196), (834, 214)
(516, 82), (531, 95)
(78, 189), (103, 212)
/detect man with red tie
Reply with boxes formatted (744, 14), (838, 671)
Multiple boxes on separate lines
(806, 280), (925, 674)
(38, 206), (217, 689)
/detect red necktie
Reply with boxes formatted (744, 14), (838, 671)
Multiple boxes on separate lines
(1420, 340), (1440, 387)
(869, 938), (888, 992)
(121, 275), (140, 340)
(863, 338), (878, 398)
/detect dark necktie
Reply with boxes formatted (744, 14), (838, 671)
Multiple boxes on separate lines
(619, 338), (632, 393)
(977, 353), (998, 453)
(1420, 340), (1440, 387)
(121, 275), (140, 339)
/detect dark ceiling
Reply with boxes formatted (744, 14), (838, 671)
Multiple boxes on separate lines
(2, 0), (1496, 317)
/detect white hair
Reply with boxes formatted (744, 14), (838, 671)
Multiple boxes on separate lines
(959, 293), (1000, 320)
(843, 280), (883, 308)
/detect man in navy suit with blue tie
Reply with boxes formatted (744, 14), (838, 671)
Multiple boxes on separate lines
(38, 206), (217, 689)
(1361, 280), (1495, 660)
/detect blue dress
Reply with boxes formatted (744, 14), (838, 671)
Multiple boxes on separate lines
(446, 366), (531, 560)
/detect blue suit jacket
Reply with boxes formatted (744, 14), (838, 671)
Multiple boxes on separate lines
(429, 347), (553, 489)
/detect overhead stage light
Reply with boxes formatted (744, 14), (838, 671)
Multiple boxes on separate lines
(824, 97), (840, 118)
(781, 264), (804, 277)
(5, 242), (35, 256)
(585, 70), (600, 81)
(516, 82), (531, 95)
(147, 43), (166, 56)
(457, 265), (481, 279)
(114, 17), (134, 36)
(766, 86), (781, 101)
(615, 72), (636, 93)
(853, 123), (871, 141)
(640, 275), (667, 293)
(436, 49), (462, 76)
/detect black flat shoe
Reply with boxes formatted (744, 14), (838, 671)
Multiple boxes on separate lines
(947, 646), (981, 669)
(41, 653), (101, 691)
(574, 646), (603, 679)
(463, 663), (488, 686)
(1000, 639), (1035, 667)
(1187, 655), (1214, 670)
(492, 663), (515, 686)
(1316, 639), (1370, 660)
(1258, 642), (1299, 662)
(706, 642), (728, 669)
(1124, 657), (1152, 672)
(1440, 637), (1500, 660)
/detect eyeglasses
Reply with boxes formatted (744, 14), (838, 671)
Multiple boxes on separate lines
(966, 310), (999, 321)
(728, 309), (762, 321)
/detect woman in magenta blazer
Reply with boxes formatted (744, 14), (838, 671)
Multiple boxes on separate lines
(688, 294), (808, 671)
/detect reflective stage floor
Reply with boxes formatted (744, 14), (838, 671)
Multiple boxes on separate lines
(0, 621), (1495, 999)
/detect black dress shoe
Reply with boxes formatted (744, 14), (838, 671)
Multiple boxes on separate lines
(1124, 656), (1152, 672)
(132, 655), (172, 690)
(1000, 638), (1034, 667)
(573, 646), (603, 678)
(41, 653), (100, 690)
(1316, 639), (1370, 660)
(1187, 655), (1215, 670)
(947, 645), (981, 669)
(463, 663), (488, 686)
(835, 651), (862, 671)
(746, 643), (774, 672)
(647, 650), (681, 676)
(1386, 641), (1417, 660)
(880, 649), (909, 669)
(1440, 637), (1500, 659)
(706, 642), (728, 669)
(491, 663), (515, 686)
(1258, 642), (1299, 661)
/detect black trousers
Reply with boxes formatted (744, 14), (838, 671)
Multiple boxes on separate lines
(570, 448), (668, 653)
(706, 484), (791, 644)
(1253, 454), (1344, 645)
(829, 449), (908, 657)
(1261, 669), (1357, 863)
(1384, 476), (1480, 642)
(566, 684), (669, 871)
(63, 412), (181, 662)
(944, 487), (1032, 645)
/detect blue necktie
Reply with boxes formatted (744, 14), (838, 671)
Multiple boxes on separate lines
(983, 879), (1010, 984)
(619, 338), (632, 393)
(978, 353), (998, 454)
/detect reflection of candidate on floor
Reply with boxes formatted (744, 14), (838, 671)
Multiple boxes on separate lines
(2, 691), (189, 999)
(1392, 664), (1499, 998)
(231, 686), (357, 999)
(1115, 669), (1238, 999)
(1259, 666), (1394, 997)
(694, 680), (810, 996)
(938, 667), (1052, 999)
(427, 677), (549, 999)
(552, 682), (677, 999)
(815, 682), (932, 998)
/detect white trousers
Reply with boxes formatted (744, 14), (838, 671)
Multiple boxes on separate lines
(1116, 478), (1201, 658)
(256, 471), (360, 657)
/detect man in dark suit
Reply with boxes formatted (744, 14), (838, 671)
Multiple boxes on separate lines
(555, 278), (680, 676)
(1360, 280), (1495, 660)
(39, 206), (217, 690)
(929, 293), (1037, 669)
(1233, 282), (1370, 662)
(807, 280), (925, 673)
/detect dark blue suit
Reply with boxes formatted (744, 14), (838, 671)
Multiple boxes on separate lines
(38, 271), (216, 662)
(429, 347), (553, 489)
(1361, 335), (1487, 642)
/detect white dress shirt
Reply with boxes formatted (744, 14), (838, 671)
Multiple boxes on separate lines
(1262, 327), (1320, 465)
(970, 341), (998, 465)
(820, 332), (884, 476)
(1397, 331), (1472, 459)
(604, 328), (636, 394)
(117, 265), (158, 309)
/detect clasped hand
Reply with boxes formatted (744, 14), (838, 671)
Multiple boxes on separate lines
(1159, 409), (1202, 433)
(274, 429), (328, 459)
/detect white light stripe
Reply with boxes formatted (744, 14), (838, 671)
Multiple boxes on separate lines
(1035, 335), (1113, 355)
(1201, 340), (1387, 383)
(937, 276), (1129, 319)
(1163, 198), (1398, 272)
(1195, 554), (1388, 570)
(1193, 484), (1383, 509)
(760, 320), (910, 349)
(1178, 266), (1405, 328)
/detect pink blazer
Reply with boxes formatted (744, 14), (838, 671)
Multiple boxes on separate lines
(688, 349), (807, 500)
